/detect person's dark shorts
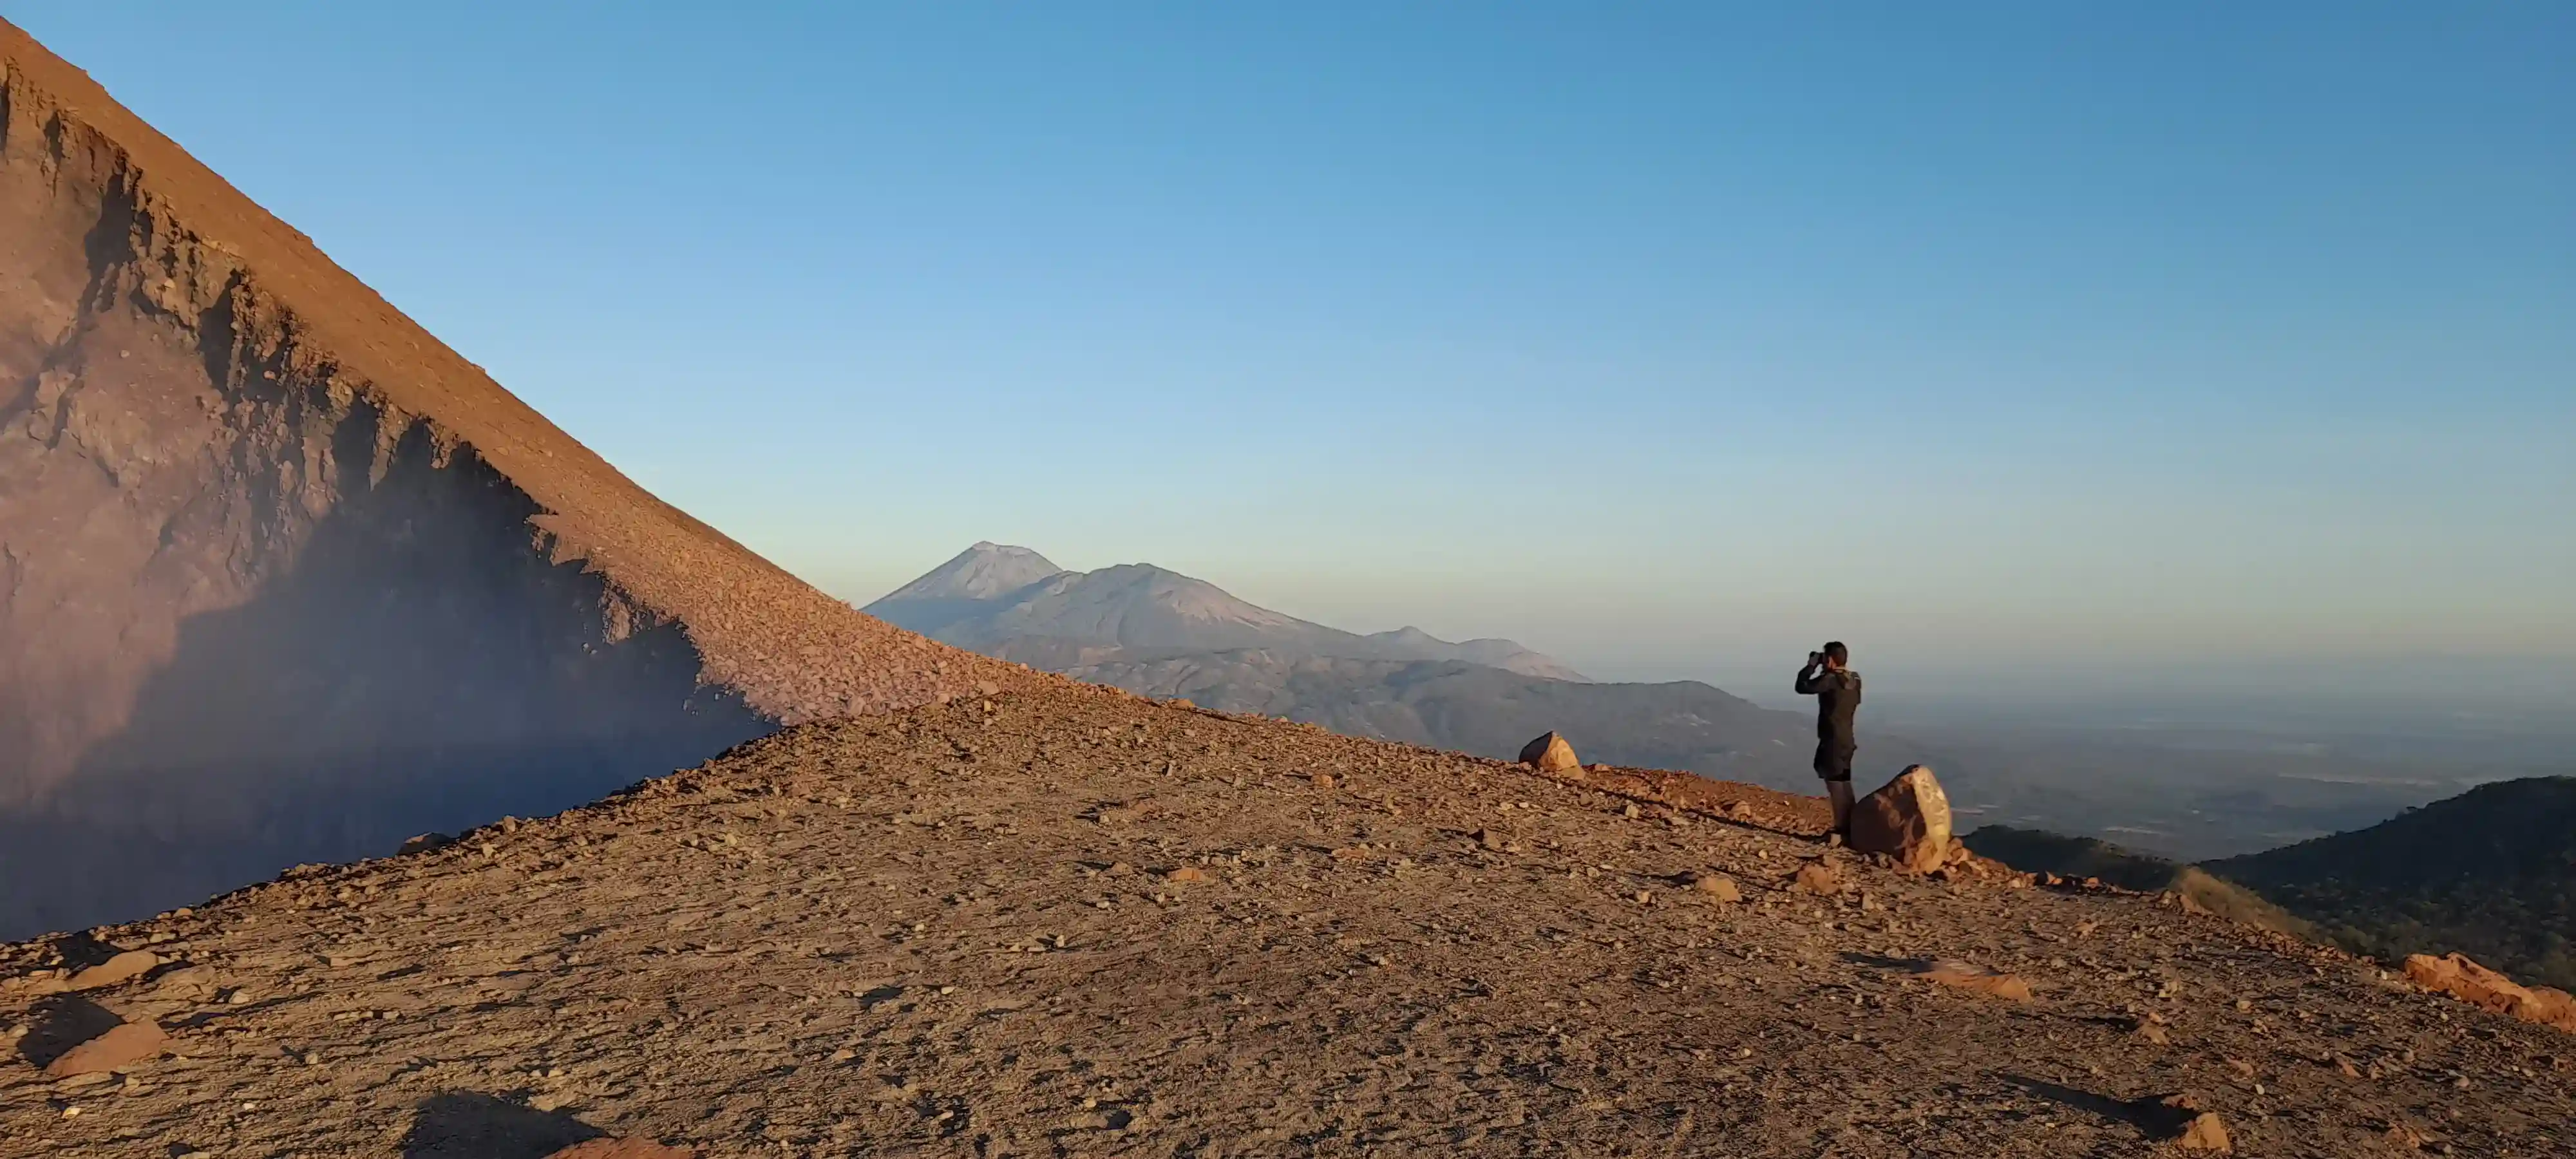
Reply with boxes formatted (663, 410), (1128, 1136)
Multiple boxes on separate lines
(1814, 742), (1855, 782)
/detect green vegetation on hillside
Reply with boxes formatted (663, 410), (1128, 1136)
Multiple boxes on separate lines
(2206, 777), (2576, 990)
(1964, 825), (2314, 936)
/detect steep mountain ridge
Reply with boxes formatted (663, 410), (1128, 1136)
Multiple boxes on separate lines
(0, 21), (1027, 938)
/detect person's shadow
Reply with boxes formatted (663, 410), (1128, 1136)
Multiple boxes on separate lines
(401, 1092), (602, 1159)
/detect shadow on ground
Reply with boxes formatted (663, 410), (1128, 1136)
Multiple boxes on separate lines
(14, 994), (123, 1069)
(402, 1091), (601, 1159)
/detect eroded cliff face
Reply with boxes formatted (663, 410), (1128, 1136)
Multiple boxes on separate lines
(0, 24), (1028, 936)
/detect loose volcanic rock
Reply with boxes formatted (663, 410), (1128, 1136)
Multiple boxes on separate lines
(1848, 764), (1954, 874)
(2176, 1112), (2234, 1153)
(1518, 731), (1581, 774)
(1914, 960), (2034, 1001)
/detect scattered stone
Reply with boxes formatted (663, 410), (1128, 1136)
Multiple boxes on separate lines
(149, 966), (214, 999)
(2133, 1020), (2171, 1045)
(975, 680), (1001, 697)
(42, 1019), (168, 1077)
(1792, 862), (1844, 896)
(1690, 872), (1741, 903)
(1847, 765), (1952, 874)
(1913, 960), (2032, 1001)
(66, 951), (158, 991)
(545, 1139), (694, 1159)
(2403, 952), (2576, 1033)
(2175, 1111), (2232, 1153)
(399, 832), (455, 856)
(2385, 1120), (2429, 1150)
(1517, 732), (1580, 774)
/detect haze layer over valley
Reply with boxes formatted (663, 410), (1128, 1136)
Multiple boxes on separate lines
(867, 543), (1939, 790)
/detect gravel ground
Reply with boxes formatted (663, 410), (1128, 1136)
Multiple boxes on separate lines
(5, 685), (2570, 1158)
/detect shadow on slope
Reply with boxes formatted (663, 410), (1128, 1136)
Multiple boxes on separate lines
(403, 1092), (603, 1159)
(0, 407), (768, 939)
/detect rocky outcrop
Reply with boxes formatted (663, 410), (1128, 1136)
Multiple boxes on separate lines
(42, 1017), (166, 1077)
(0, 21), (1031, 938)
(2404, 952), (2576, 1034)
(1518, 731), (1580, 773)
(1851, 765), (1955, 873)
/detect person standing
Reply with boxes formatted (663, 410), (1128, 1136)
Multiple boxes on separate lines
(1795, 641), (1862, 836)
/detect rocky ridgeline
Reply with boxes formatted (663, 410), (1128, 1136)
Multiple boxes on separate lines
(2, 690), (2568, 1154)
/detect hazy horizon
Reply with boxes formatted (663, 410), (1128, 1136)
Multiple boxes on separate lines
(16, 3), (2570, 711)
(848, 542), (2576, 745)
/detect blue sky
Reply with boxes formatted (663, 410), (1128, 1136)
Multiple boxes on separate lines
(10, 3), (2571, 696)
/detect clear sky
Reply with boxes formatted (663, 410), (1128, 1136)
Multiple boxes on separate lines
(11, 3), (2571, 701)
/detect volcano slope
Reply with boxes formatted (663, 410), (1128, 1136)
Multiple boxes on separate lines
(5, 686), (2568, 1158)
(0, 21), (1026, 937)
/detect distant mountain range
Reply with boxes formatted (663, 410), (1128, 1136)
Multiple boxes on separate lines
(866, 543), (1935, 789)
(1970, 776), (2576, 990)
(867, 543), (1589, 681)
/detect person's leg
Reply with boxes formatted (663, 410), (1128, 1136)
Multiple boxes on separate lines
(1815, 742), (1856, 835)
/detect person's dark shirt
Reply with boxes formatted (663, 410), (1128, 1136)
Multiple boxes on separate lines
(1795, 666), (1862, 751)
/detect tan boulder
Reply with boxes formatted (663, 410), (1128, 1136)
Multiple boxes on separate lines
(42, 1019), (167, 1077)
(1848, 765), (1953, 874)
(1517, 732), (1580, 774)
(2404, 952), (2576, 1033)
(1913, 959), (2032, 1001)
(2175, 1112), (2233, 1153)
(67, 950), (159, 990)
(1690, 872), (1741, 903)
(1792, 862), (1844, 896)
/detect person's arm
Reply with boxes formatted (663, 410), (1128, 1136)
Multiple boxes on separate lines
(1794, 657), (1824, 695)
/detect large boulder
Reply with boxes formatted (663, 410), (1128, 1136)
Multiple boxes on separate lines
(1517, 732), (1580, 774)
(67, 950), (159, 991)
(1850, 765), (1953, 874)
(2404, 952), (2576, 1033)
(43, 1018), (167, 1077)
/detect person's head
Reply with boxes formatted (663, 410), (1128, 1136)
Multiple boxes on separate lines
(1821, 641), (1849, 670)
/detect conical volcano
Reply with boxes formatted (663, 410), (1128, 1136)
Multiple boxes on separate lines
(0, 19), (1028, 937)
